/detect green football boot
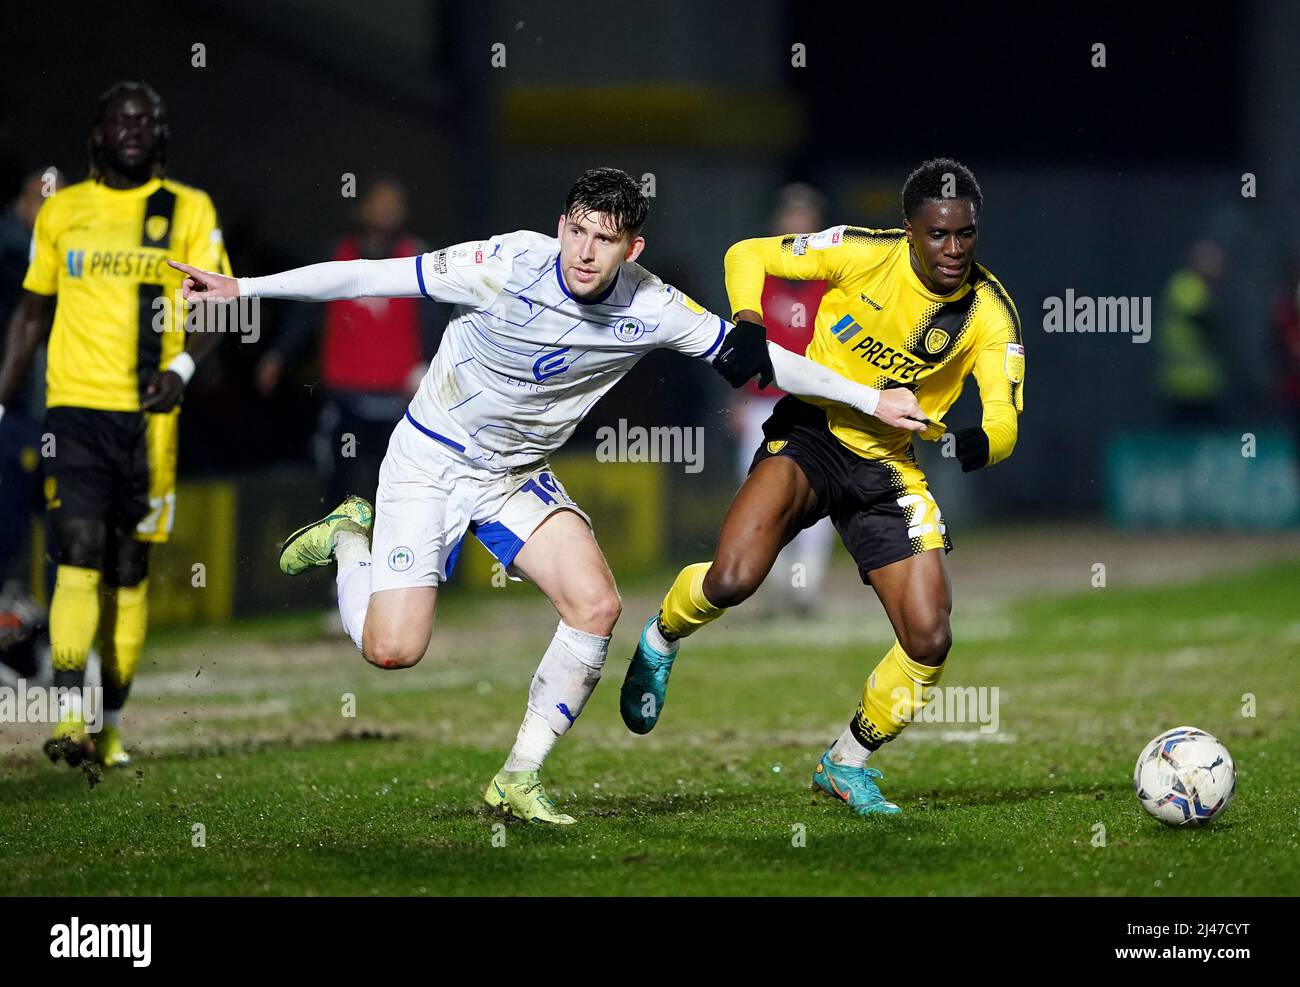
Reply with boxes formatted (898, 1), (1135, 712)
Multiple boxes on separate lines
(278, 495), (374, 575)
(484, 770), (576, 825)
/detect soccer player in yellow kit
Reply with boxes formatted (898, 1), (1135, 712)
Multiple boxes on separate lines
(0, 81), (231, 767)
(621, 159), (1025, 815)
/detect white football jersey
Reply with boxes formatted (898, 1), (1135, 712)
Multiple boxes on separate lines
(405, 230), (728, 470)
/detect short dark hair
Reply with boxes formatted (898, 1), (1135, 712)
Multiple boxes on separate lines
(901, 157), (982, 221)
(563, 167), (649, 237)
(89, 80), (169, 181)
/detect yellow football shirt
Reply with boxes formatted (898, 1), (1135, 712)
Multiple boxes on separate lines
(22, 177), (232, 412)
(725, 226), (1024, 465)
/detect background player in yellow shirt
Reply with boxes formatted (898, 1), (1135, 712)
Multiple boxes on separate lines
(0, 81), (231, 767)
(621, 159), (1025, 815)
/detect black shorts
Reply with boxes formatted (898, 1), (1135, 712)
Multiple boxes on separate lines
(749, 396), (952, 581)
(43, 407), (153, 536)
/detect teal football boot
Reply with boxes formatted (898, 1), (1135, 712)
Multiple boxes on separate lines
(811, 751), (902, 816)
(619, 615), (678, 734)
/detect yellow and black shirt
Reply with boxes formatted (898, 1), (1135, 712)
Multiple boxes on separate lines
(725, 226), (1024, 465)
(23, 177), (231, 412)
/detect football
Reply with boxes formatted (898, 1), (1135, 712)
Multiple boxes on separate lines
(1133, 726), (1237, 826)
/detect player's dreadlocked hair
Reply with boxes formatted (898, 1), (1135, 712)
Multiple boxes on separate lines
(564, 167), (649, 237)
(902, 157), (981, 221)
(88, 80), (169, 181)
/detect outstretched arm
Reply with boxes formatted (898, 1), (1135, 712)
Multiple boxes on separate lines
(766, 342), (927, 433)
(169, 237), (512, 309)
(663, 287), (926, 433)
(169, 256), (422, 303)
(723, 226), (870, 319)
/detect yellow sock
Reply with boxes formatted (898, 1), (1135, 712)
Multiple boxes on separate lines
(852, 640), (946, 748)
(50, 565), (101, 673)
(100, 580), (149, 691)
(658, 562), (724, 639)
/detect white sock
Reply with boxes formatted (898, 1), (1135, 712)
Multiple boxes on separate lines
(503, 620), (610, 772)
(647, 615), (679, 655)
(504, 709), (559, 772)
(334, 530), (372, 652)
(829, 724), (873, 768)
(56, 690), (83, 722)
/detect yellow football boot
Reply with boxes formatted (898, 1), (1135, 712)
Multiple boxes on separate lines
(92, 725), (132, 768)
(484, 770), (576, 825)
(278, 495), (374, 576)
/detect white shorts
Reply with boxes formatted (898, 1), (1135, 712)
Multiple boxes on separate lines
(370, 413), (591, 592)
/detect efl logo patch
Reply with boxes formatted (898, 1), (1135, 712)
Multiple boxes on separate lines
(388, 546), (414, 572)
(449, 242), (486, 268)
(1005, 343), (1025, 382)
(673, 289), (705, 315)
(806, 225), (845, 251)
(766, 440), (788, 454)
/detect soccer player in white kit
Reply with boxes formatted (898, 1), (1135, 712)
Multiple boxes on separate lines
(170, 169), (928, 824)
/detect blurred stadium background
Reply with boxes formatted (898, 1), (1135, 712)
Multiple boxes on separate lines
(2, 0), (1298, 626)
(2, 2), (1300, 902)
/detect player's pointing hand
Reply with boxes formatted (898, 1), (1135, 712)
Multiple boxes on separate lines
(874, 387), (928, 433)
(168, 260), (240, 301)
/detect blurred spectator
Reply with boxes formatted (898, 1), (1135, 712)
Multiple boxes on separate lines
(733, 182), (832, 615)
(0, 167), (63, 582)
(0, 168), (62, 681)
(1155, 239), (1228, 425)
(254, 178), (445, 506)
(1273, 265), (1300, 455)
(0, 167), (63, 418)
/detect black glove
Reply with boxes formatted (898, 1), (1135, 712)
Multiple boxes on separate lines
(712, 320), (774, 389)
(952, 426), (989, 472)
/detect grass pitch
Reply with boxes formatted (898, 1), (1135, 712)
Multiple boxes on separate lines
(0, 530), (1296, 896)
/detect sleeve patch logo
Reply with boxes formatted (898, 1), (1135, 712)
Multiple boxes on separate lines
(1005, 343), (1025, 383)
(674, 290), (706, 315)
(450, 242), (486, 268)
(431, 250), (449, 274)
(807, 225), (846, 250)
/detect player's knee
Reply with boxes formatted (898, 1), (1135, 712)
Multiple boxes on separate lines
(901, 618), (952, 667)
(362, 634), (427, 670)
(702, 559), (762, 609)
(565, 588), (621, 636)
(107, 547), (150, 588)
